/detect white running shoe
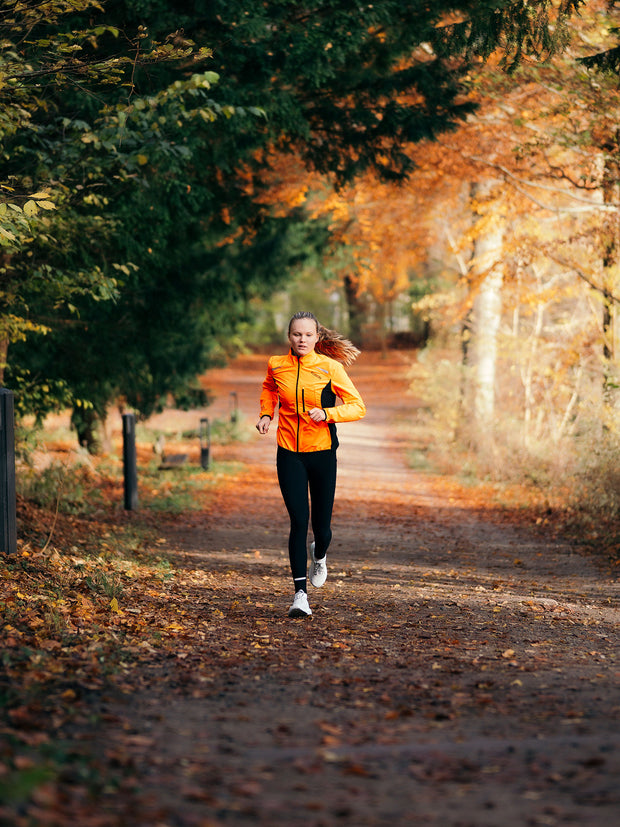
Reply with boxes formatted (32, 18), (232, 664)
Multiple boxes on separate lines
(309, 541), (327, 588)
(288, 590), (312, 617)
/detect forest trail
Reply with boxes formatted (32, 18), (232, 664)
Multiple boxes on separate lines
(95, 352), (619, 825)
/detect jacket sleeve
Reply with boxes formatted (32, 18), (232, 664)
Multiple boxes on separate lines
(324, 363), (366, 423)
(259, 359), (279, 419)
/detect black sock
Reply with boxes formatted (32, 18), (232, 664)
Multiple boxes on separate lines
(294, 577), (307, 593)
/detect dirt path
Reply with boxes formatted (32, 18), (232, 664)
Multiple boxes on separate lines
(102, 352), (619, 826)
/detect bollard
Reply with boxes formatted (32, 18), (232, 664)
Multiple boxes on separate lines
(199, 417), (211, 470)
(122, 412), (138, 510)
(0, 389), (16, 554)
(229, 391), (238, 424)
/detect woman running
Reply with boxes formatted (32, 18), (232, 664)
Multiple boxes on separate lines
(256, 311), (366, 617)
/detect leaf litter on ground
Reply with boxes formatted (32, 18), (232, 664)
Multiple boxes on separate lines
(1, 351), (619, 826)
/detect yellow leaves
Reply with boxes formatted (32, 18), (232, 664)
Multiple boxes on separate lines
(112, 262), (136, 276)
(251, 639), (270, 650)
(21, 190), (56, 219)
(0, 226), (17, 241)
(30, 190), (54, 204)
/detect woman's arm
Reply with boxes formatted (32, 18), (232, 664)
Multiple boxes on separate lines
(323, 363), (366, 423)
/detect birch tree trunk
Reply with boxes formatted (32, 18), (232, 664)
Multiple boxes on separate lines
(601, 139), (620, 417)
(469, 180), (506, 440)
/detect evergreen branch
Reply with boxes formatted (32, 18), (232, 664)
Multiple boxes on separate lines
(579, 44), (620, 74)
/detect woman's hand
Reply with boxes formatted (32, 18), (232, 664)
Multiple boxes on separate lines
(309, 407), (327, 423)
(256, 415), (271, 434)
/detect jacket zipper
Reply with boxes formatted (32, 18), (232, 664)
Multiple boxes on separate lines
(295, 357), (301, 452)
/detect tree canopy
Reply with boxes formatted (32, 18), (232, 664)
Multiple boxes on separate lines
(1, 0), (593, 447)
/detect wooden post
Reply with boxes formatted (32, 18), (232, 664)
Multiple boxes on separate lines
(122, 413), (138, 510)
(0, 389), (17, 554)
(230, 391), (238, 423)
(200, 417), (210, 470)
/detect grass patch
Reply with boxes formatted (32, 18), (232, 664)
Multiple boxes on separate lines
(0, 761), (56, 806)
(407, 448), (432, 471)
(17, 462), (106, 516)
(138, 460), (244, 513)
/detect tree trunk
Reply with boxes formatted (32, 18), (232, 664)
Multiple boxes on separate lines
(343, 273), (366, 346)
(0, 333), (8, 387)
(445, 218), (475, 432)
(71, 407), (102, 455)
(473, 261), (503, 426)
(469, 180), (506, 438)
(458, 308), (473, 429)
(601, 134), (620, 414)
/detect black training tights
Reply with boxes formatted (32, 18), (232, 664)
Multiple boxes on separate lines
(276, 447), (337, 592)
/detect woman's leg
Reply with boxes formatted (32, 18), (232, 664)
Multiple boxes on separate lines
(307, 449), (337, 559)
(276, 447), (310, 592)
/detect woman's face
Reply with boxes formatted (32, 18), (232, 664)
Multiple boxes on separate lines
(288, 318), (319, 357)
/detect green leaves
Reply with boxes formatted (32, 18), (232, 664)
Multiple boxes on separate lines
(0, 190), (55, 249)
(0, 2), (242, 421)
(1, 0), (590, 434)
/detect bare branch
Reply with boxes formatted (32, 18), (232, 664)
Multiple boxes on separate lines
(546, 252), (620, 304)
(438, 140), (619, 213)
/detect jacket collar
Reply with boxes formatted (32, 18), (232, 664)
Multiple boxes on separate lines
(288, 348), (319, 365)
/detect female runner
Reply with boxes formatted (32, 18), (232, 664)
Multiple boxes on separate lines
(256, 311), (366, 617)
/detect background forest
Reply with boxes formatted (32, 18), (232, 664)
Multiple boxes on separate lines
(1, 0), (619, 545)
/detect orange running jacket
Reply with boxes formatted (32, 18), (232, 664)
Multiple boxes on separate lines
(259, 349), (366, 452)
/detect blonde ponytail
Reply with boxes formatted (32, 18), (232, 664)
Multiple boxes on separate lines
(287, 311), (360, 366)
(316, 325), (361, 366)
(314, 323), (361, 367)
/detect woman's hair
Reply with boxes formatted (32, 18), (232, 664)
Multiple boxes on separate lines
(288, 311), (361, 366)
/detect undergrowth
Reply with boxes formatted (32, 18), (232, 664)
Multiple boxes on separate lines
(409, 345), (620, 569)
(0, 516), (177, 818)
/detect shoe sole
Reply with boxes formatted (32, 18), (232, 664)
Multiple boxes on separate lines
(288, 608), (312, 617)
